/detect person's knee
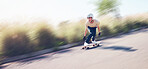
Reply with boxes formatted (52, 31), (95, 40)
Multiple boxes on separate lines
(92, 33), (96, 36)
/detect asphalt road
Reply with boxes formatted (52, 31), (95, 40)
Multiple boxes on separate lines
(1, 28), (148, 69)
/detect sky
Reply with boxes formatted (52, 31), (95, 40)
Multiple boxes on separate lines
(0, 0), (148, 26)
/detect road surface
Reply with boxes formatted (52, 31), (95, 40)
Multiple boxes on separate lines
(1, 28), (148, 69)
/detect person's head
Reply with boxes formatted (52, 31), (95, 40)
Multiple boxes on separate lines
(87, 13), (93, 20)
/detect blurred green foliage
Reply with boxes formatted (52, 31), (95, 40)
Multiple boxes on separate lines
(0, 13), (148, 58)
(95, 0), (120, 16)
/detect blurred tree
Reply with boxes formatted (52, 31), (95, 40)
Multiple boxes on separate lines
(58, 20), (69, 27)
(95, 0), (121, 18)
(57, 20), (69, 38)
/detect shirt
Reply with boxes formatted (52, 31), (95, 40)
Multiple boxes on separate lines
(85, 19), (100, 28)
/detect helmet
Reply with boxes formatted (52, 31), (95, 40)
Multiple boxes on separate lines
(87, 13), (93, 18)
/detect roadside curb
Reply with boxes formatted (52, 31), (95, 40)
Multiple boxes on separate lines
(0, 48), (53, 65)
(0, 43), (79, 65)
(0, 27), (147, 65)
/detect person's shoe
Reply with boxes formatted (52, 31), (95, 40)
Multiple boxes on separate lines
(92, 41), (97, 45)
(84, 42), (89, 46)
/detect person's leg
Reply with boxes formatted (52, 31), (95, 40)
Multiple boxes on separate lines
(85, 26), (93, 45)
(90, 28), (97, 45)
(92, 28), (96, 41)
(84, 26), (96, 46)
(86, 33), (93, 43)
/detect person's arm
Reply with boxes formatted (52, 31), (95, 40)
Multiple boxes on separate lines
(97, 23), (100, 32)
(83, 25), (88, 41)
(84, 25), (88, 36)
(97, 21), (101, 36)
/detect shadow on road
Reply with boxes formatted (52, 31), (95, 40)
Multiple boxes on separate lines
(85, 45), (137, 52)
(101, 46), (137, 52)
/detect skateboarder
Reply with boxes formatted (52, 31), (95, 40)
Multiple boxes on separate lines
(83, 13), (101, 46)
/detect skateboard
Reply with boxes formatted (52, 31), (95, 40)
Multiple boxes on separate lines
(82, 41), (101, 50)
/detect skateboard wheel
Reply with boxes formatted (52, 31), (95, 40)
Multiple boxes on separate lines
(93, 45), (95, 47)
(82, 46), (87, 49)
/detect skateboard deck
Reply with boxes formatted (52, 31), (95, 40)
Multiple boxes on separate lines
(82, 41), (101, 50)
